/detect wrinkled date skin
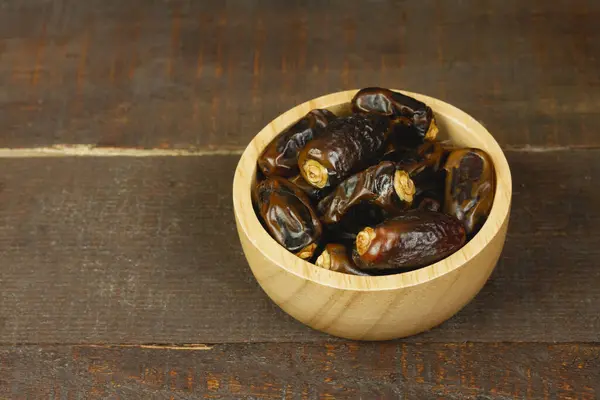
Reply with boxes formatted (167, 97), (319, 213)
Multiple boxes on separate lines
(382, 140), (420, 163)
(298, 114), (392, 189)
(353, 210), (466, 272)
(315, 243), (370, 276)
(417, 196), (442, 212)
(396, 141), (448, 204)
(413, 183), (445, 212)
(415, 140), (448, 171)
(317, 161), (413, 224)
(443, 148), (496, 236)
(397, 159), (445, 202)
(324, 204), (386, 243)
(258, 109), (336, 177)
(254, 177), (322, 259)
(351, 87), (438, 142)
(288, 174), (326, 202)
(384, 139), (447, 170)
(387, 117), (428, 148)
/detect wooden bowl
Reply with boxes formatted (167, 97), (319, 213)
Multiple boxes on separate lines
(233, 90), (512, 341)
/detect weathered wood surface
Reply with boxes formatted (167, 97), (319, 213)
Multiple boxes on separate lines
(1, 0), (599, 396)
(0, 343), (597, 399)
(1, 0), (599, 148)
(0, 151), (598, 344)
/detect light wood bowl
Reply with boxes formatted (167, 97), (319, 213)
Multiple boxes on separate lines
(233, 90), (512, 341)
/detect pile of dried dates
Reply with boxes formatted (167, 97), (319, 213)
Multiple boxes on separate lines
(252, 87), (496, 276)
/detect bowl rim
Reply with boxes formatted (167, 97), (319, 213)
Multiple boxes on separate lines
(233, 89), (512, 291)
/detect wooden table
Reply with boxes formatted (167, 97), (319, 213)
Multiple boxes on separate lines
(1, 1), (599, 398)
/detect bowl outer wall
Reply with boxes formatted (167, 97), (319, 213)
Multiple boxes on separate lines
(232, 89), (512, 340)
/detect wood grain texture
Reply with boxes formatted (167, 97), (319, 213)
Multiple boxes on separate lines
(233, 90), (512, 340)
(0, 343), (598, 399)
(1, 0), (599, 148)
(0, 151), (598, 343)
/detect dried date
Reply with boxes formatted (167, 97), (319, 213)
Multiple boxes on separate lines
(443, 148), (495, 236)
(254, 177), (322, 259)
(352, 87), (438, 141)
(258, 109), (336, 177)
(288, 174), (326, 202)
(317, 161), (415, 224)
(353, 210), (466, 272)
(298, 114), (392, 189)
(315, 244), (370, 276)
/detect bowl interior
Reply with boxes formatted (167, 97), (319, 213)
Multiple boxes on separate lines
(233, 90), (512, 291)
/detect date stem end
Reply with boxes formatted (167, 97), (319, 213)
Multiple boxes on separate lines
(356, 227), (376, 256)
(297, 243), (317, 260)
(425, 118), (439, 141)
(302, 160), (328, 189)
(315, 249), (332, 269)
(394, 170), (416, 203)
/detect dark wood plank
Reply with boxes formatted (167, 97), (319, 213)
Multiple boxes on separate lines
(1, 0), (598, 148)
(0, 343), (598, 399)
(0, 150), (598, 344)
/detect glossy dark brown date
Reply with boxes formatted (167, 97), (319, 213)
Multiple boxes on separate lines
(324, 204), (386, 242)
(353, 210), (466, 271)
(298, 114), (391, 189)
(382, 139), (420, 163)
(415, 140), (448, 171)
(288, 174), (326, 201)
(315, 244), (370, 276)
(253, 177), (322, 259)
(417, 196), (442, 212)
(397, 159), (445, 204)
(443, 148), (496, 236)
(258, 109), (336, 177)
(317, 161), (414, 224)
(384, 139), (447, 171)
(351, 87), (438, 141)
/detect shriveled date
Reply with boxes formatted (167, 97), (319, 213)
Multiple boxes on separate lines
(351, 87), (439, 142)
(384, 139), (447, 172)
(417, 196), (442, 212)
(443, 148), (495, 236)
(324, 204), (386, 242)
(353, 211), (466, 272)
(254, 177), (322, 259)
(414, 140), (448, 171)
(315, 244), (369, 276)
(398, 159), (444, 198)
(288, 174), (326, 201)
(298, 114), (391, 189)
(258, 109), (336, 177)
(317, 161), (415, 224)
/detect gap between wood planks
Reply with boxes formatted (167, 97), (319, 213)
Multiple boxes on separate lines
(0, 144), (598, 158)
(0, 343), (214, 350)
(86, 343), (214, 351)
(0, 145), (244, 157)
(1, 341), (598, 348)
(0, 342), (598, 362)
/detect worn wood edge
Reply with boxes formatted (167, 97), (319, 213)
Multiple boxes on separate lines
(85, 343), (213, 351)
(0, 145), (244, 157)
(0, 341), (595, 348)
(0, 145), (595, 158)
(1, 342), (598, 399)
